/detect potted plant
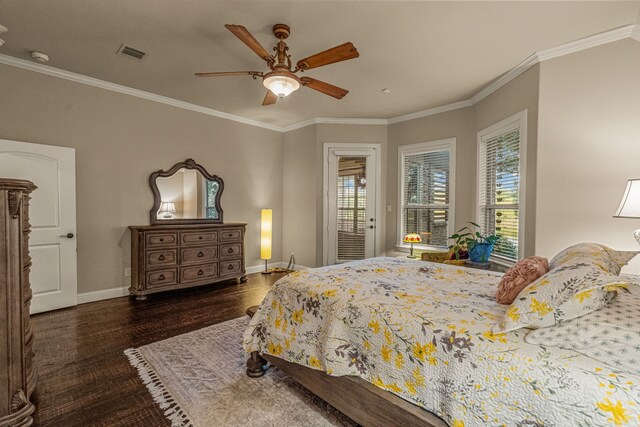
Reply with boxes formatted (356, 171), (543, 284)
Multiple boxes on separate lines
(448, 222), (500, 264)
(465, 222), (500, 263)
(446, 229), (470, 265)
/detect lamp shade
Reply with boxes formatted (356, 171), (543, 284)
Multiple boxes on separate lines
(263, 74), (300, 98)
(614, 179), (640, 218)
(260, 209), (272, 260)
(159, 202), (176, 213)
(403, 233), (422, 244)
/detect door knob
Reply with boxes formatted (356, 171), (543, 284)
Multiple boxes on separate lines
(60, 233), (75, 238)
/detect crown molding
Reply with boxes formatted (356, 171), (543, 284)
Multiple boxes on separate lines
(535, 24), (634, 62)
(0, 53), (284, 132)
(1, 23), (638, 132)
(387, 100), (473, 124)
(281, 117), (387, 132)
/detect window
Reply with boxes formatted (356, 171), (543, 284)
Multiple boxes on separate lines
(398, 139), (455, 249)
(477, 111), (527, 262)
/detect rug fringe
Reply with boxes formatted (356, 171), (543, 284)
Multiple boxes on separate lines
(124, 348), (194, 427)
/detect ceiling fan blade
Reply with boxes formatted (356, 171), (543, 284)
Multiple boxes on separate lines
(262, 90), (278, 106)
(225, 24), (274, 65)
(300, 77), (349, 99)
(296, 42), (359, 71)
(195, 71), (263, 77)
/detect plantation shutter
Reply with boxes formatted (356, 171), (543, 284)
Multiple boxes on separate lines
(401, 149), (450, 247)
(478, 128), (520, 261)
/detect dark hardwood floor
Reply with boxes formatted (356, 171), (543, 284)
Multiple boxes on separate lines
(30, 272), (284, 426)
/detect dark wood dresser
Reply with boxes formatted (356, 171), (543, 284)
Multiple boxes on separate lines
(129, 223), (247, 299)
(0, 179), (37, 426)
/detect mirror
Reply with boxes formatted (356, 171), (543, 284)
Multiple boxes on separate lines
(149, 159), (224, 224)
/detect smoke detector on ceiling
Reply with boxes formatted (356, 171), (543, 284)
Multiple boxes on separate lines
(116, 44), (146, 60)
(31, 51), (49, 63)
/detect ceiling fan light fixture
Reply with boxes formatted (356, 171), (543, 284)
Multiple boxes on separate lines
(263, 73), (300, 98)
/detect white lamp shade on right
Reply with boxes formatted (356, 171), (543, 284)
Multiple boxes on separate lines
(614, 179), (640, 218)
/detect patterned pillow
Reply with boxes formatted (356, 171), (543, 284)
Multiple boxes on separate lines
(493, 262), (633, 333)
(549, 242), (638, 275)
(525, 289), (640, 373)
(496, 256), (549, 305)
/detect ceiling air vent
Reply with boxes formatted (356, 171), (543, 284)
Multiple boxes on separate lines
(116, 44), (146, 60)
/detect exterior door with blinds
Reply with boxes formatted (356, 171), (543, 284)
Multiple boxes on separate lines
(326, 147), (377, 264)
(477, 110), (527, 262)
(399, 139), (455, 249)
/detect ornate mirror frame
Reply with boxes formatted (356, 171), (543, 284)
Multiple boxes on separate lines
(149, 158), (224, 225)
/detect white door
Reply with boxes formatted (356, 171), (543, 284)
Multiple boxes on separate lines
(0, 139), (77, 313)
(325, 146), (378, 265)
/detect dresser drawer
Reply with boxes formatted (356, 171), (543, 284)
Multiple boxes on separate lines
(146, 268), (178, 288)
(181, 246), (218, 264)
(220, 228), (243, 242)
(181, 231), (218, 246)
(220, 243), (242, 259)
(180, 264), (218, 283)
(146, 232), (178, 247)
(146, 249), (177, 267)
(220, 259), (242, 275)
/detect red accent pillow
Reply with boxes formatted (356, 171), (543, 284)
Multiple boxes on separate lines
(496, 256), (549, 305)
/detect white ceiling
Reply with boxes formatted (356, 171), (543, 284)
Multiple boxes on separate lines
(1, 1), (638, 127)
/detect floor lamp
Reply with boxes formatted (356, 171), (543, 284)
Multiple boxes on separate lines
(261, 208), (272, 274)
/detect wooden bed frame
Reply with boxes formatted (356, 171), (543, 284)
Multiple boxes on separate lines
(244, 305), (447, 427)
(246, 351), (446, 427)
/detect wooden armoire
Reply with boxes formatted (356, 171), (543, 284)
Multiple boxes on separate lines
(0, 179), (37, 426)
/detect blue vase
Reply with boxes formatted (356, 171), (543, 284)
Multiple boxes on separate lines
(469, 243), (494, 263)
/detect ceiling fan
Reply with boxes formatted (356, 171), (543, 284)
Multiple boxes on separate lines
(195, 23), (359, 106)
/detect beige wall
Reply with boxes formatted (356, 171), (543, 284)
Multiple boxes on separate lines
(0, 64), (284, 294)
(386, 65), (539, 256)
(282, 123), (388, 268)
(536, 39), (640, 274)
(474, 65), (540, 257)
(386, 107), (476, 252)
(282, 125), (318, 268)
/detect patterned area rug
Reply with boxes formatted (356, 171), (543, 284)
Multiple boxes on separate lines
(125, 317), (356, 427)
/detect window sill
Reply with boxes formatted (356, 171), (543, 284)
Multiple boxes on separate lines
(489, 255), (516, 268)
(396, 244), (449, 253)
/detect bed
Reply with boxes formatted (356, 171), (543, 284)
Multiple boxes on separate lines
(243, 257), (640, 426)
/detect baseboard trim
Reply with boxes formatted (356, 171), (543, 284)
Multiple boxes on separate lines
(77, 286), (130, 304)
(246, 261), (310, 274)
(77, 262), (311, 305)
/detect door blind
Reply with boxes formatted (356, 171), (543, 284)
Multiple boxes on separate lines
(337, 157), (367, 261)
(401, 149), (450, 247)
(478, 128), (520, 261)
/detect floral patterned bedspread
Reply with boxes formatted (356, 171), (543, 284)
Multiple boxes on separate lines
(243, 258), (640, 427)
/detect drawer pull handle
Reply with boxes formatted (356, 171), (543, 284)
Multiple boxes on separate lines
(158, 254), (166, 261)
(198, 251), (204, 258)
(158, 274), (165, 281)
(227, 264), (234, 270)
(199, 236), (203, 240)
(159, 238), (164, 242)
(197, 269), (204, 276)
(227, 248), (234, 254)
